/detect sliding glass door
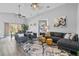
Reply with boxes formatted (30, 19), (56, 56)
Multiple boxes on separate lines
(4, 23), (22, 37)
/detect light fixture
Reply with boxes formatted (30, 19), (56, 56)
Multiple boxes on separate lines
(17, 4), (26, 18)
(31, 3), (39, 10)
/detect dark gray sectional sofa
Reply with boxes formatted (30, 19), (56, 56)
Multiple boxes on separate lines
(15, 31), (79, 55)
(57, 39), (79, 52)
(15, 32), (37, 44)
(40, 32), (79, 55)
(15, 32), (28, 43)
(50, 32), (79, 55)
(50, 32), (66, 43)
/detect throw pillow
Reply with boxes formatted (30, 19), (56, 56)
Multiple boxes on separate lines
(18, 33), (24, 37)
(70, 33), (76, 40)
(64, 33), (70, 39)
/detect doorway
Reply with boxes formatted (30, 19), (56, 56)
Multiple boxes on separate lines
(38, 19), (48, 36)
(4, 23), (22, 37)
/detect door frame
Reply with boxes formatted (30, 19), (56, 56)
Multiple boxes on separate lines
(38, 19), (48, 36)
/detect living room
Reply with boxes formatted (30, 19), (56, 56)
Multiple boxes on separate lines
(0, 3), (79, 56)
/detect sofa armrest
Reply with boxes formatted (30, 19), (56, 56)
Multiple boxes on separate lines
(57, 39), (79, 50)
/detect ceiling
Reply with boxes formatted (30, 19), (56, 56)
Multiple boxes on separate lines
(0, 3), (65, 19)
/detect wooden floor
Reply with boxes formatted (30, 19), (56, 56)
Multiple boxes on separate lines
(0, 36), (26, 56)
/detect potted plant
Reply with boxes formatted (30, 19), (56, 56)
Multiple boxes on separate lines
(21, 24), (29, 32)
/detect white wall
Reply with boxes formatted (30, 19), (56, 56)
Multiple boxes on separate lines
(27, 4), (77, 35)
(77, 4), (79, 37)
(0, 13), (27, 37)
(0, 4), (78, 37)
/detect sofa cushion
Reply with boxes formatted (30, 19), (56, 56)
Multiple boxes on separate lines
(50, 32), (65, 38)
(51, 36), (61, 43)
(53, 33), (62, 37)
(57, 39), (79, 51)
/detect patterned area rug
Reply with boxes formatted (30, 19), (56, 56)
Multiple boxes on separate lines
(21, 40), (72, 56)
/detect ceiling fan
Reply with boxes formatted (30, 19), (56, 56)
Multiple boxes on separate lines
(16, 4), (26, 19)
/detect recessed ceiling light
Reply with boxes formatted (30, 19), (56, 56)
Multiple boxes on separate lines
(31, 3), (39, 10)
